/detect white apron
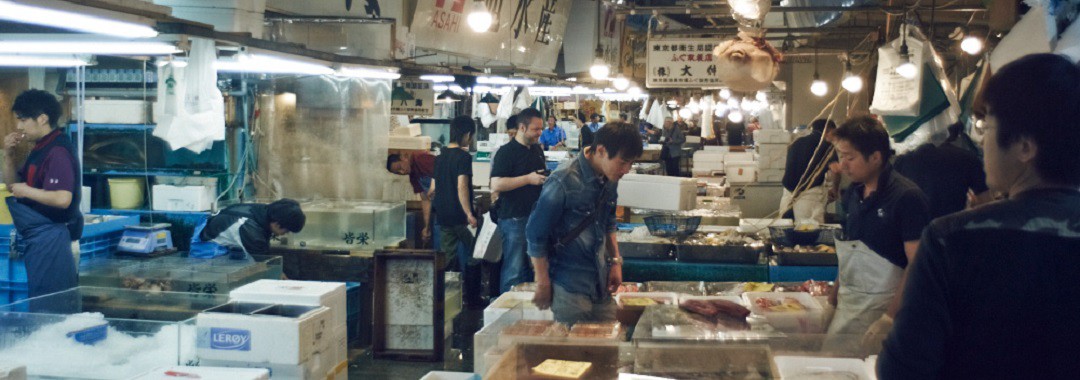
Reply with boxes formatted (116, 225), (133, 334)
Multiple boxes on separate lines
(779, 187), (827, 224)
(823, 238), (903, 349)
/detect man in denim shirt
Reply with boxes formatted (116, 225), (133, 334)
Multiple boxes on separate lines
(526, 122), (643, 324)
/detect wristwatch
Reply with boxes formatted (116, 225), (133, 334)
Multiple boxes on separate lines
(607, 256), (624, 265)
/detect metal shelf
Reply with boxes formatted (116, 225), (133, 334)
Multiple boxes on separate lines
(71, 123), (155, 132)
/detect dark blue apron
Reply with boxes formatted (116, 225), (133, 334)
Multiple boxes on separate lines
(7, 197), (77, 298)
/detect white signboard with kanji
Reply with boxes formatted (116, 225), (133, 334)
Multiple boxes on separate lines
(646, 38), (724, 88)
(391, 79), (435, 116)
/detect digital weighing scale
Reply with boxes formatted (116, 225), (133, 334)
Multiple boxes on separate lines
(117, 223), (176, 257)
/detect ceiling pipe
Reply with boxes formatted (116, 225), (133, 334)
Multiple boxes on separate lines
(617, 5), (986, 14)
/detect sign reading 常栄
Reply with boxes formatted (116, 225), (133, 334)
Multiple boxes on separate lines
(391, 79), (435, 116)
(647, 38), (724, 88)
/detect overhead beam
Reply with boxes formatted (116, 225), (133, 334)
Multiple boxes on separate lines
(618, 5), (986, 15)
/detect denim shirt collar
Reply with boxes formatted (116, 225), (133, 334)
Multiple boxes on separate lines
(576, 150), (607, 190)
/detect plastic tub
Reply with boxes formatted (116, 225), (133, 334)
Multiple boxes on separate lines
(108, 178), (145, 210)
(743, 292), (825, 333)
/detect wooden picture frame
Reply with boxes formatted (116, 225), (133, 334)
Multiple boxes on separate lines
(372, 249), (445, 361)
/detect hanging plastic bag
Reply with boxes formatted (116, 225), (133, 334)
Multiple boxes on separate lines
(870, 34), (930, 117)
(153, 38), (225, 153)
(472, 212), (502, 262)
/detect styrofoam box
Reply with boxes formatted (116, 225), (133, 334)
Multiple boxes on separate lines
(391, 124), (422, 137)
(154, 0), (266, 12)
(773, 356), (875, 380)
(703, 145), (731, 152)
(742, 292), (825, 333)
(756, 143), (788, 170)
(754, 129), (792, 144)
(617, 174), (697, 211)
(331, 326), (347, 371)
(389, 135), (432, 150)
(199, 352), (336, 380)
(229, 280), (347, 331)
(757, 168), (785, 183)
(170, 7), (265, 37)
(756, 153), (786, 170)
(152, 184), (216, 211)
(79, 100), (149, 124)
(483, 292), (554, 327)
(725, 161), (757, 183)
(724, 152), (755, 163)
(196, 304), (332, 365)
(615, 292), (679, 307)
(0, 364), (25, 380)
(422, 371), (481, 380)
(130, 366), (269, 380)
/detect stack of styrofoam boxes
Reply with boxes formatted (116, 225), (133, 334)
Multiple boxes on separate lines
(692, 150), (726, 177)
(195, 301), (335, 380)
(202, 280), (349, 380)
(153, 0), (267, 38)
(755, 129), (792, 183)
(617, 174), (697, 211)
(483, 292), (554, 327)
(130, 366), (269, 380)
(724, 152), (757, 184)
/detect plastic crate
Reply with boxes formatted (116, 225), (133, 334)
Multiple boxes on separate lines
(0, 280), (28, 306)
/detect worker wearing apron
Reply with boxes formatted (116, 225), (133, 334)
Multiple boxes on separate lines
(825, 117), (930, 350)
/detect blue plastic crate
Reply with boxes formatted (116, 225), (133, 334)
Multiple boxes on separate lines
(0, 280), (28, 306)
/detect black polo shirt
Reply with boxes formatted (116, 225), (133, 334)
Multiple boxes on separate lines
(894, 142), (989, 219)
(783, 130), (837, 192)
(842, 166), (931, 268)
(490, 138), (546, 219)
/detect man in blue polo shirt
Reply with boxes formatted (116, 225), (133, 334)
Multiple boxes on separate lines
(526, 122), (642, 324)
(825, 115), (930, 350)
(539, 116), (566, 150)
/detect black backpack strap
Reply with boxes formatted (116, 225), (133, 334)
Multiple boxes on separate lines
(555, 183), (612, 248)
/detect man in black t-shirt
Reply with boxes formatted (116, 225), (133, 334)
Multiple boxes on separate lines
(432, 116), (477, 272)
(894, 122), (992, 219)
(780, 119), (837, 223)
(491, 108), (547, 293)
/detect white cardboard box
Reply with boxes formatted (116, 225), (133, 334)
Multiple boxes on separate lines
(79, 100), (150, 124)
(0, 364), (25, 380)
(389, 135), (432, 150)
(754, 129), (792, 144)
(725, 161), (757, 183)
(229, 280), (347, 331)
(129, 366), (269, 380)
(199, 353), (336, 380)
(617, 174), (697, 211)
(196, 304), (332, 365)
(724, 152), (755, 163)
(152, 184), (216, 211)
(484, 292), (554, 327)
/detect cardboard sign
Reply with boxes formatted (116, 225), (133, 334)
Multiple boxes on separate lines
(647, 38), (724, 88)
(391, 79), (435, 116)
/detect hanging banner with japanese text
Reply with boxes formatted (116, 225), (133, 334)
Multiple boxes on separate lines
(646, 38), (723, 88)
(411, 0), (572, 73)
(391, 79), (435, 116)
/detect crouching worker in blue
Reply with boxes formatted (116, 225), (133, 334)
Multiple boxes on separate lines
(526, 122), (642, 324)
(3, 90), (82, 298)
(191, 199), (306, 259)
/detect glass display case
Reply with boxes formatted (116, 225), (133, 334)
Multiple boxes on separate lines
(78, 255), (283, 295)
(287, 200), (406, 250)
(0, 287), (227, 379)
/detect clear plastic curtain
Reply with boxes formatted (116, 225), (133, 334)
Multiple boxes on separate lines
(256, 75), (393, 201)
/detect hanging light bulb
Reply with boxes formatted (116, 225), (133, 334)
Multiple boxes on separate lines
(755, 91), (767, 102)
(741, 97), (754, 111)
(590, 57), (610, 80)
(612, 75), (630, 91)
(728, 110), (744, 123)
(961, 35), (983, 55)
(687, 97), (700, 111)
(895, 28), (918, 79)
(627, 85), (642, 95)
(809, 46), (828, 97)
(719, 88), (732, 100)
(727, 98), (739, 110)
(467, 1), (493, 32)
(841, 60), (863, 93)
(714, 104), (728, 117)
(678, 108), (693, 119)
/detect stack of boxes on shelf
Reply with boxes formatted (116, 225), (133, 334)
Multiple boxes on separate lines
(754, 129), (792, 183)
(196, 280), (349, 380)
(692, 149), (726, 177)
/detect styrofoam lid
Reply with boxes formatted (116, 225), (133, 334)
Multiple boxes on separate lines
(230, 279), (345, 298)
(620, 173), (697, 185)
(130, 366), (269, 380)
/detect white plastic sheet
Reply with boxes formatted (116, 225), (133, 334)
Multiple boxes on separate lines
(153, 38), (224, 153)
(991, 3), (1055, 71)
(870, 35), (930, 117)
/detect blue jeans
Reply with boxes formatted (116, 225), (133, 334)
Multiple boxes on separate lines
(551, 283), (616, 325)
(498, 217), (533, 293)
